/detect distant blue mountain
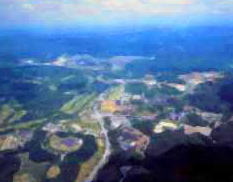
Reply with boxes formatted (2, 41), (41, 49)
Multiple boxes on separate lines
(0, 26), (233, 70)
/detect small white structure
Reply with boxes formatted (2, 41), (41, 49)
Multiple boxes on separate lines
(154, 120), (179, 134)
(183, 124), (212, 137)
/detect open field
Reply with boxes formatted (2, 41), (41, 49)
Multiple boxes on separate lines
(61, 93), (97, 114)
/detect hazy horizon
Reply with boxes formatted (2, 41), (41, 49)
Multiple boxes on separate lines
(1, 0), (233, 29)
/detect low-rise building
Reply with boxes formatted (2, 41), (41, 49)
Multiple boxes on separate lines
(0, 135), (19, 151)
(14, 173), (36, 182)
(109, 116), (130, 129)
(100, 100), (119, 113)
(197, 111), (222, 124)
(143, 74), (157, 86)
(52, 56), (68, 66)
(132, 95), (143, 101)
(179, 72), (223, 86)
(153, 119), (179, 134)
(42, 123), (64, 133)
(117, 127), (149, 152)
(166, 83), (186, 92)
(70, 123), (82, 132)
(0, 130), (33, 151)
(169, 112), (186, 121)
(183, 124), (212, 137)
(140, 113), (158, 120)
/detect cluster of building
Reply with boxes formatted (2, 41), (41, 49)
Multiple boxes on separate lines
(162, 72), (224, 93)
(52, 54), (99, 67)
(0, 130), (33, 151)
(42, 122), (66, 134)
(100, 100), (136, 115)
(179, 71), (224, 86)
(152, 104), (223, 137)
(100, 100), (120, 113)
(153, 119), (180, 134)
(13, 173), (37, 182)
(117, 127), (150, 153)
(183, 124), (212, 137)
(42, 119), (84, 134)
(106, 116), (131, 130)
(100, 72), (226, 157)
(143, 74), (158, 87)
(196, 110), (223, 125)
(0, 135), (20, 151)
(153, 117), (213, 137)
(165, 83), (187, 92)
(52, 56), (69, 66)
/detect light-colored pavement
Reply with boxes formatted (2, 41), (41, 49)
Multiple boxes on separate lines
(85, 93), (111, 182)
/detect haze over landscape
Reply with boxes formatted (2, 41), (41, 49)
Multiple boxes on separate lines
(1, 0), (233, 27)
(1, 1), (233, 182)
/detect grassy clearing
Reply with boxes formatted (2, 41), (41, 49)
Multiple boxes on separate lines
(61, 93), (96, 114)
(107, 85), (124, 100)
(78, 119), (100, 133)
(0, 104), (27, 126)
(0, 119), (46, 132)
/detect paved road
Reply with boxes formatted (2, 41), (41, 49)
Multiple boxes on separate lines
(85, 93), (111, 182)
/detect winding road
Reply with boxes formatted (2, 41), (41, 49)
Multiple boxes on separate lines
(85, 92), (111, 182)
